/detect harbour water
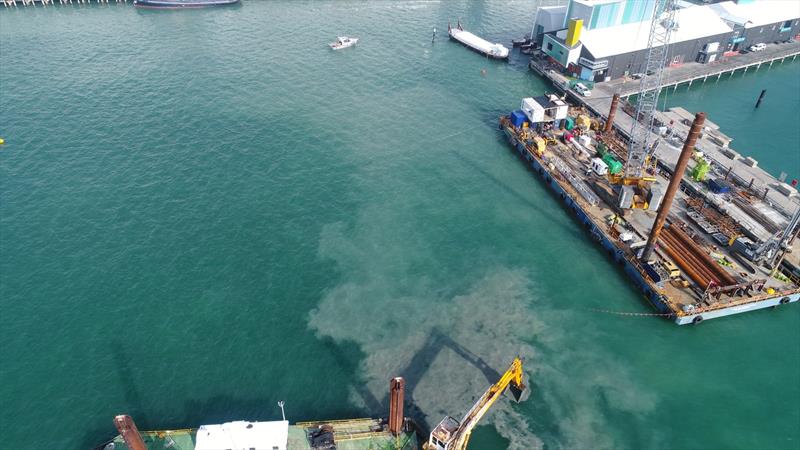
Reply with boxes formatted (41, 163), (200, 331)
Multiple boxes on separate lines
(1, 2), (798, 449)
(661, 61), (800, 182)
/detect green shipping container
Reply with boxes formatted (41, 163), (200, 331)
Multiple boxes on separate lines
(602, 154), (623, 174)
(564, 117), (575, 130)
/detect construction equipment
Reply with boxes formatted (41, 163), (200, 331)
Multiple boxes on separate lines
(616, 0), (679, 206)
(733, 209), (800, 267)
(690, 156), (710, 181)
(424, 357), (528, 450)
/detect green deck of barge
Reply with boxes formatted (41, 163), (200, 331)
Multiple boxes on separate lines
(101, 429), (196, 450)
(288, 418), (417, 450)
(101, 418), (418, 450)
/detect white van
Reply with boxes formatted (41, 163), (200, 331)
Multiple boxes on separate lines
(749, 43), (766, 52)
(574, 83), (592, 97)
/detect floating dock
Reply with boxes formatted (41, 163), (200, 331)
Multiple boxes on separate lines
(499, 95), (799, 324)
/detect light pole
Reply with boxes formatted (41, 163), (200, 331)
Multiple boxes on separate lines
(277, 401), (286, 421)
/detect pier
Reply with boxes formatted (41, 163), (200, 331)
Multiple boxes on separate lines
(3, 0), (126, 6)
(602, 41), (800, 98)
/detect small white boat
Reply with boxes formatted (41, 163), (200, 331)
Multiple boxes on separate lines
(329, 36), (358, 50)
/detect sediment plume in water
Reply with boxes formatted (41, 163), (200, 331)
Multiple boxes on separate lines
(309, 221), (542, 449)
(309, 218), (661, 449)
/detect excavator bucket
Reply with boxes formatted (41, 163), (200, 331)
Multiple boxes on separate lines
(507, 381), (530, 403)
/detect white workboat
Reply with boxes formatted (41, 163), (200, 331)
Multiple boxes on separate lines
(329, 36), (358, 50)
(448, 22), (508, 59)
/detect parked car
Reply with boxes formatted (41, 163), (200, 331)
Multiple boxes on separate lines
(749, 43), (767, 52)
(631, 68), (656, 79)
(574, 83), (592, 97)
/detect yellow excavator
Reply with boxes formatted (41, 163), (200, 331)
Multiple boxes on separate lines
(423, 357), (529, 450)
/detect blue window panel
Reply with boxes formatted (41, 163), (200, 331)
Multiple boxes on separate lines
(622, 0), (655, 25)
(564, 1), (573, 28)
(593, 2), (620, 29)
(622, 0), (643, 24)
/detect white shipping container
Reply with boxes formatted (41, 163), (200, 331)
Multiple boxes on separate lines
(548, 95), (569, 120)
(521, 97), (545, 123)
(591, 157), (608, 176)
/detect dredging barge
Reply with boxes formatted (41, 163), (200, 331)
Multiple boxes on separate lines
(499, 96), (800, 325)
(97, 358), (530, 449)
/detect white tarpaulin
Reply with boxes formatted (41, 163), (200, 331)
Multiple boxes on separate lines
(194, 420), (288, 450)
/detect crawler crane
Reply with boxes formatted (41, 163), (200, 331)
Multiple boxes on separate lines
(424, 357), (529, 450)
(612, 0), (679, 209)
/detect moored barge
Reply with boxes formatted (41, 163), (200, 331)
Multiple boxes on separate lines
(448, 21), (509, 60)
(499, 97), (799, 325)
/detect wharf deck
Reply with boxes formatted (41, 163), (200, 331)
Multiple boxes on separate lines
(604, 40), (800, 97)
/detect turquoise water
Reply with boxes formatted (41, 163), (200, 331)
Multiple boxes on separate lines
(661, 62), (800, 181)
(1, 3), (799, 450)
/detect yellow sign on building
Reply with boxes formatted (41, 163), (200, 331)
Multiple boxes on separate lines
(566, 18), (583, 47)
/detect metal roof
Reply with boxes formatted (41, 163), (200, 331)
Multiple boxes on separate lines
(580, 5), (733, 59)
(710, 0), (800, 28)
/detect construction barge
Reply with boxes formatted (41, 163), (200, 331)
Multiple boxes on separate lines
(98, 358), (530, 450)
(100, 417), (417, 450)
(99, 378), (418, 450)
(499, 96), (799, 325)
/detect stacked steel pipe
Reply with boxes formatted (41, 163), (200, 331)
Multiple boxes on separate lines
(661, 227), (717, 288)
(671, 226), (736, 285)
(660, 224), (736, 289)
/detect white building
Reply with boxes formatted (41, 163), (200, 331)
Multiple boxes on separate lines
(533, 0), (800, 82)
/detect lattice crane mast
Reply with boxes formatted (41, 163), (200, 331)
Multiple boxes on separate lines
(617, 0), (679, 198)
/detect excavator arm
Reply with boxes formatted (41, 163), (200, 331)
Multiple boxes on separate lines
(426, 357), (529, 450)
